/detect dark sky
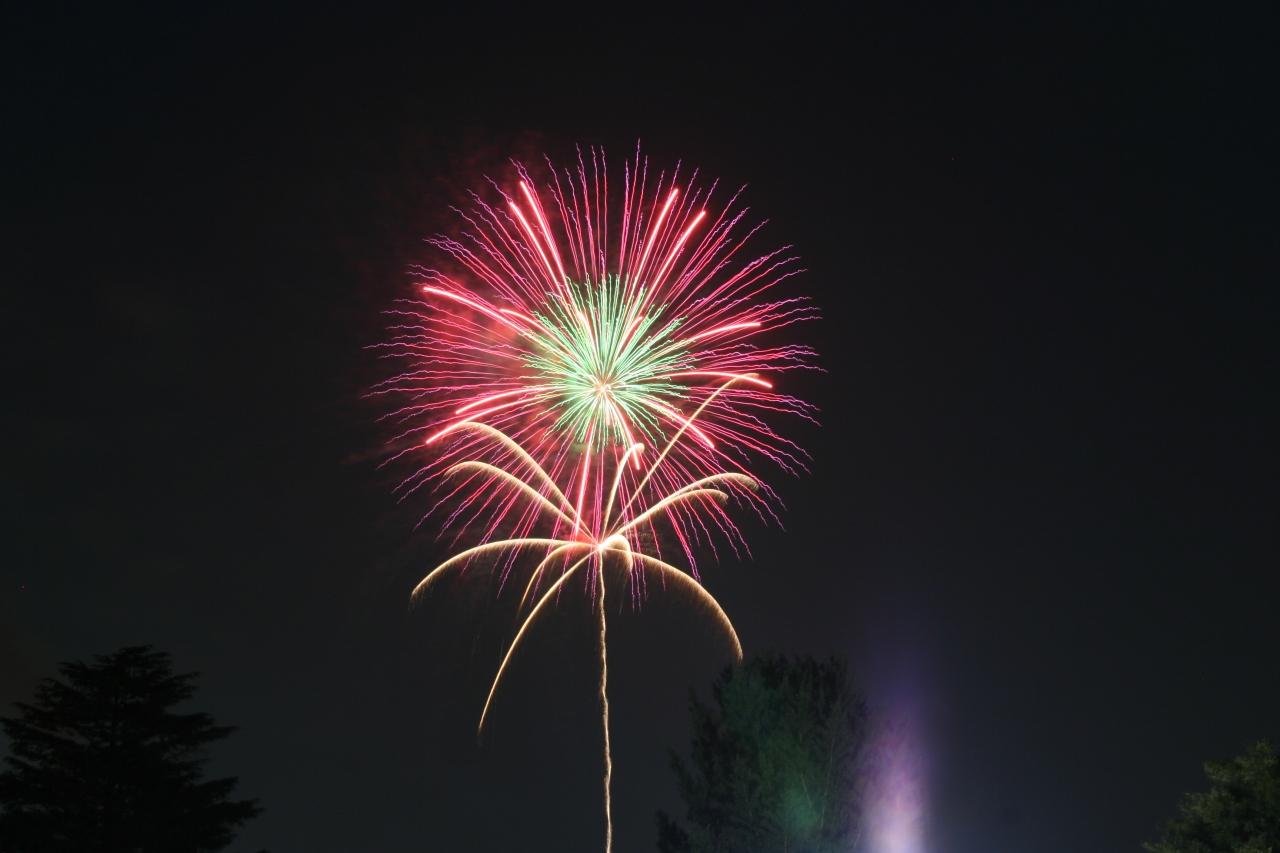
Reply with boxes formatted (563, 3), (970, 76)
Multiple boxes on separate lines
(5, 4), (1278, 851)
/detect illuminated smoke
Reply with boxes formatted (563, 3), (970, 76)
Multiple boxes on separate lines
(865, 709), (927, 853)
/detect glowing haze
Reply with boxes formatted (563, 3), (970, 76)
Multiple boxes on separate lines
(375, 147), (817, 852)
(866, 687), (929, 853)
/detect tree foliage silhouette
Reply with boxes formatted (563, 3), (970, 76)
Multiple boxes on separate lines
(1145, 740), (1280, 853)
(0, 645), (261, 852)
(657, 655), (867, 853)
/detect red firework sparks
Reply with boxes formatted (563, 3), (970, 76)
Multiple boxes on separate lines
(373, 146), (818, 582)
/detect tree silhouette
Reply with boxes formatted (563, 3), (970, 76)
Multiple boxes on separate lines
(657, 655), (867, 853)
(0, 645), (261, 852)
(1145, 740), (1280, 853)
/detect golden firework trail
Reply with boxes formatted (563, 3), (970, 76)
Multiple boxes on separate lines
(412, 419), (748, 852)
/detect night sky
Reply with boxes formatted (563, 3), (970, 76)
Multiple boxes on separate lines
(5, 5), (1278, 851)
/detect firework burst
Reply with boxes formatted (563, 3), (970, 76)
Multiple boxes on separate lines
(375, 147), (817, 852)
(375, 146), (817, 578)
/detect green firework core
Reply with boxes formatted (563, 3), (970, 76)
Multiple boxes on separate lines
(523, 277), (692, 449)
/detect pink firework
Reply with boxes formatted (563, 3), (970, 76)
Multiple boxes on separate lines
(374, 146), (817, 583)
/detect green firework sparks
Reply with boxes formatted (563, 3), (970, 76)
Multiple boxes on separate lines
(522, 277), (692, 449)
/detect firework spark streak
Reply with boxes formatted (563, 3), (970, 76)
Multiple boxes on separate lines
(377, 148), (816, 851)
